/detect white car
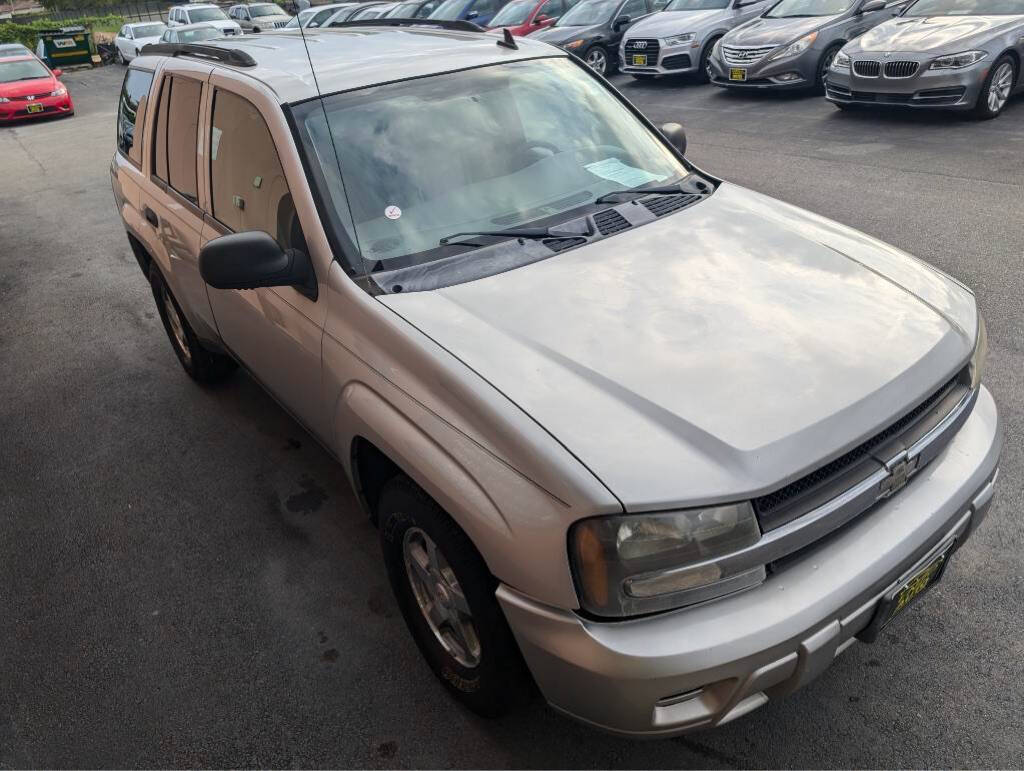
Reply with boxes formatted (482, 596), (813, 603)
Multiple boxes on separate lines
(166, 4), (243, 34)
(113, 22), (168, 63)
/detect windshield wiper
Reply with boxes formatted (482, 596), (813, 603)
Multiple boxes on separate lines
(594, 182), (685, 204)
(439, 222), (591, 246)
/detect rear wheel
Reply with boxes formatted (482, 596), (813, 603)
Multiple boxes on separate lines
(378, 475), (533, 718)
(973, 55), (1016, 119)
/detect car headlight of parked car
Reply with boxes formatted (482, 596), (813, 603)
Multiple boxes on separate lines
(969, 315), (988, 389)
(768, 30), (817, 62)
(929, 50), (987, 70)
(831, 50), (850, 71)
(663, 33), (694, 46)
(570, 503), (764, 616)
(564, 39), (586, 49)
(50, 86), (67, 97)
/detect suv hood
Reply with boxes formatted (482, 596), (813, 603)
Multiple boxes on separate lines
(626, 9), (730, 37)
(850, 14), (1024, 53)
(381, 183), (976, 511)
(726, 14), (835, 45)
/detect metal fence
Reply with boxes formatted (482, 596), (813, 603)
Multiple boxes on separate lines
(19, 0), (232, 24)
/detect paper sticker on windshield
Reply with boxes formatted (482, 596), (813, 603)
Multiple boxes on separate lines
(584, 158), (667, 188)
(384, 205), (402, 220)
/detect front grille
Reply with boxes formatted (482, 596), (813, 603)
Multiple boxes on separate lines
(593, 208), (630, 236)
(884, 60), (918, 78)
(641, 193), (701, 217)
(661, 53), (692, 70)
(722, 45), (774, 66)
(853, 60), (880, 77)
(543, 237), (587, 253)
(272, 19), (290, 27)
(624, 38), (660, 59)
(754, 372), (966, 529)
(11, 93), (50, 101)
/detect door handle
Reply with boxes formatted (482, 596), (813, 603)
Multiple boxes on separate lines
(143, 206), (159, 227)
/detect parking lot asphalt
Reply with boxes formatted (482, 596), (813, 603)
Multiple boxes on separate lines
(1, 63), (1022, 769)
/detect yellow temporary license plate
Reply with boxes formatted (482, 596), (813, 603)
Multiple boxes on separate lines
(632, 54), (647, 66)
(858, 539), (954, 642)
(26, 103), (44, 113)
(729, 68), (747, 81)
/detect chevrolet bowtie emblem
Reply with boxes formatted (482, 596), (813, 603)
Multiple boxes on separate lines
(879, 452), (920, 498)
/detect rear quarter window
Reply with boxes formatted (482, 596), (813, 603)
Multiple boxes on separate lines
(116, 68), (155, 167)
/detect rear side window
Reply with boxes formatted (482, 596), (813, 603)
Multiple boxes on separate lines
(209, 88), (306, 252)
(152, 75), (202, 203)
(116, 69), (155, 166)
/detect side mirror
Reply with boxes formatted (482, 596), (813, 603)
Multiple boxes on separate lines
(51, 68), (63, 77)
(200, 231), (317, 300)
(466, 9), (479, 18)
(660, 122), (687, 155)
(858, 0), (885, 12)
(534, 13), (550, 22)
(613, 14), (631, 29)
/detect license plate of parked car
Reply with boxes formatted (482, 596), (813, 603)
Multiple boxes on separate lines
(729, 68), (746, 81)
(632, 54), (647, 66)
(26, 103), (43, 113)
(859, 539), (955, 642)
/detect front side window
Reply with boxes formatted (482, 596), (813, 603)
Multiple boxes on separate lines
(116, 68), (155, 165)
(489, 0), (536, 23)
(555, 0), (616, 24)
(621, 0), (648, 16)
(765, 0), (852, 15)
(665, 0), (728, 10)
(296, 57), (687, 276)
(153, 75), (202, 202)
(903, 0), (1022, 13)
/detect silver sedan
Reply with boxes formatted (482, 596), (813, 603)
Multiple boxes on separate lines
(826, 0), (1024, 118)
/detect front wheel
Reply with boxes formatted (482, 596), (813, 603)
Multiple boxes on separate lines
(583, 45), (610, 76)
(816, 44), (842, 91)
(698, 37), (719, 83)
(115, 47), (125, 65)
(973, 55), (1016, 119)
(378, 475), (533, 718)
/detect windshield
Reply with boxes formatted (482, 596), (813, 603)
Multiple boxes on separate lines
(353, 4), (392, 16)
(489, 0), (536, 24)
(386, 1), (419, 14)
(178, 26), (221, 40)
(429, 0), (470, 18)
(132, 23), (167, 36)
(296, 58), (687, 274)
(665, 0), (729, 9)
(189, 7), (229, 20)
(0, 58), (50, 83)
(903, 0), (1023, 13)
(556, 0), (617, 25)
(766, 0), (851, 16)
(250, 3), (283, 16)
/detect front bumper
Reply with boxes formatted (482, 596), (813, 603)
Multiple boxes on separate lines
(620, 40), (702, 76)
(498, 385), (1001, 737)
(825, 57), (986, 110)
(709, 46), (819, 89)
(0, 93), (74, 122)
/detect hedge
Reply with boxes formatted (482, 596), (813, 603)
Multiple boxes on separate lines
(0, 14), (126, 49)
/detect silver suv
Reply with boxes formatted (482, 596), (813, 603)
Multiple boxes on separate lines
(111, 23), (1000, 737)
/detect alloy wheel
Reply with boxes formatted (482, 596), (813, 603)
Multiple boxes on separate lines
(988, 62), (1013, 114)
(586, 47), (607, 75)
(403, 526), (481, 668)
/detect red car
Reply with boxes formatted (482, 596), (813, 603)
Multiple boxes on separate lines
(486, 0), (571, 36)
(0, 56), (74, 123)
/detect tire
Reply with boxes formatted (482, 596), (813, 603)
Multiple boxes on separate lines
(973, 54), (1016, 120)
(149, 266), (236, 384)
(583, 44), (610, 76)
(816, 44), (842, 91)
(378, 475), (533, 718)
(698, 37), (719, 84)
(116, 47), (125, 65)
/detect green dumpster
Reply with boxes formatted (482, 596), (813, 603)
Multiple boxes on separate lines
(38, 26), (93, 68)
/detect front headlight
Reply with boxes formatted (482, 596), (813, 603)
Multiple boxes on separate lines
(969, 314), (988, 389)
(663, 32), (694, 46)
(50, 86), (67, 97)
(929, 49), (987, 69)
(564, 38), (585, 49)
(570, 503), (764, 617)
(768, 30), (818, 61)
(831, 50), (850, 71)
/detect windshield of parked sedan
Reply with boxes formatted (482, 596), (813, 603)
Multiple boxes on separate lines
(189, 7), (229, 20)
(903, 0), (1023, 13)
(250, 3), (283, 15)
(556, 0), (617, 23)
(665, 0), (728, 9)
(132, 23), (167, 36)
(0, 58), (50, 83)
(766, 0), (851, 16)
(178, 26), (221, 40)
(490, 0), (536, 24)
(429, 0), (471, 18)
(297, 58), (687, 274)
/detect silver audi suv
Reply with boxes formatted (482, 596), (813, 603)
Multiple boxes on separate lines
(111, 21), (1000, 737)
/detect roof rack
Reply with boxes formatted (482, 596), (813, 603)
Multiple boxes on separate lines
(327, 18), (485, 32)
(142, 42), (257, 67)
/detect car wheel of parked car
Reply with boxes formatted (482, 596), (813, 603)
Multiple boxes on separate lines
(584, 45), (609, 75)
(116, 47), (125, 65)
(149, 266), (237, 383)
(973, 54), (1016, 120)
(378, 475), (534, 717)
(698, 37), (719, 83)
(816, 44), (842, 91)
